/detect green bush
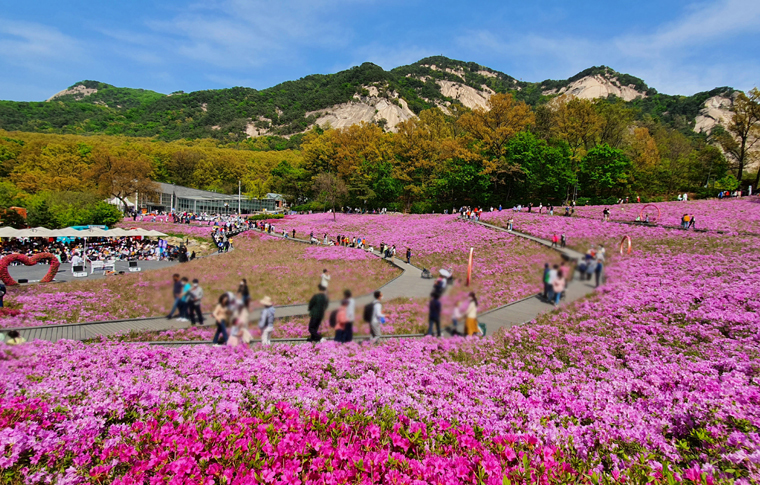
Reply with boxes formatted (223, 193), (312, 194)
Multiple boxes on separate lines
(247, 213), (284, 221)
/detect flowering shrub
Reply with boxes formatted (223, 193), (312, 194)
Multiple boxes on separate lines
(302, 245), (375, 261)
(565, 198), (760, 234)
(2, 206), (759, 483)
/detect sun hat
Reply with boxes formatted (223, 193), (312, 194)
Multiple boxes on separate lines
(260, 296), (273, 306)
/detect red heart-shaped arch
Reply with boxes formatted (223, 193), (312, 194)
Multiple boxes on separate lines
(0, 253), (61, 286)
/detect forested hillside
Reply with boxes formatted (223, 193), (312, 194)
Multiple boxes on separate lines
(0, 57), (738, 141)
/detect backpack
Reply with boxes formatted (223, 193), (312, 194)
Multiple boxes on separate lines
(329, 309), (338, 328)
(363, 303), (374, 323)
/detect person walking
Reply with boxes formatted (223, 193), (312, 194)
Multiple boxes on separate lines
(595, 258), (604, 287)
(560, 234), (567, 248)
(342, 289), (355, 342)
(237, 279), (250, 306)
(178, 277), (192, 322)
(551, 234), (558, 248)
(0, 281), (6, 308)
(307, 285), (329, 342)
(551, 270), (566, 307)
(188, 279), (204, 325)
(406, 247), (412, 265)
(166, 274), (184, 319)
(258, 296), (275, 346)
(212, 293), (230, 345)
(427, 292), (442, 337)
(464, 292), (479, 336)
(369, 290), (385, 343)
(542, 263), (551, 299)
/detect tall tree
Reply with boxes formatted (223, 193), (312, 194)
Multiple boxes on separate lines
(88, 146), (158, 212)
(548, 95), (601, 168)
(595, 98), (637, 148)
(458, 93), (534, 198)
(717, 88), (760, 186)
(627, 127), (661, 195)
(313, 172), (348, 221)
(579, 144), (632, 198)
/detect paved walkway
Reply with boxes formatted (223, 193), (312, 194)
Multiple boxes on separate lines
(465, 219), (597, 336)
(11, 221), (601, 343)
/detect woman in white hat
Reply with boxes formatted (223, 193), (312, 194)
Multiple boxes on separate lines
(259, 296), (275, 345)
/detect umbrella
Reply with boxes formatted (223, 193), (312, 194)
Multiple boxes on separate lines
(105, 228), (132, 237)
(439, 269), (452, 278)
(16, 228), (56, 237)
(55, 227), (87, 238)
(0, 227), (21, 238)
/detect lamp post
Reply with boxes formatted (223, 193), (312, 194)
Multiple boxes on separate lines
(238, 180), (241, 215)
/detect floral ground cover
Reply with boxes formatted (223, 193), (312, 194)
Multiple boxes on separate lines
(268, 213), (560, 312)
(567, 197), (760, 235)
(1, 208), (759, 483)
(1, 232), (400, 328)
(481, 209), (704, 254)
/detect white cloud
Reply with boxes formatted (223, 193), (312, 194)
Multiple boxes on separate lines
(144, 0), (362, 69)
(0, 19), (84, 70)
(455, 0), (760, 94)
(615, 0), (760, 56)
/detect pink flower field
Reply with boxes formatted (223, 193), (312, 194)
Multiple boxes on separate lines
(566, 198), (760, 235)
(1, 202), (759, 483)
(268, 213), (561, 312)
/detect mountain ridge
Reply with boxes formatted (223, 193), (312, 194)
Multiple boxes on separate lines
(0, 56), (738, 141)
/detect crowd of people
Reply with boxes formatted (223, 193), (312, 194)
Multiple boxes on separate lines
(0, 236), (180, 264)
(166, 275), (278, 346)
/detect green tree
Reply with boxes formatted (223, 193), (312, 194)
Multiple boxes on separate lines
(27, 199), (58, 228)
(313, 172), (348, 221)
(0, 181), (22, 209)
(716, 88), (760, 186)
(89, 201), (124, 227)
(580, 144), (632, 197)
(504, 132), (574, 201)
(270, 160), (310, 204)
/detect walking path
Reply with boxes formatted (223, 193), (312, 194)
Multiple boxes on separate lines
(465, 219), (597, 336)
(11, 221), (602, 344)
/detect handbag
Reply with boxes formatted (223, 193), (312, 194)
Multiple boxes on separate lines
(477, 321), (487, 336)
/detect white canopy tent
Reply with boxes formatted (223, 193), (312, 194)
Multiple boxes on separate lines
(1, 226), (166, 239)
(0, 227), (21, 238)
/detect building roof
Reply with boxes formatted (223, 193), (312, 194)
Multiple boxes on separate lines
(157, 183), (273, 201)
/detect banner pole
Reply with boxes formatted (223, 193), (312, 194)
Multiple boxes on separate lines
(467, 247), (474, 286)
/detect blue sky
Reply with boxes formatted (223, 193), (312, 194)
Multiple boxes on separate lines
(1, 0), (758, 101)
